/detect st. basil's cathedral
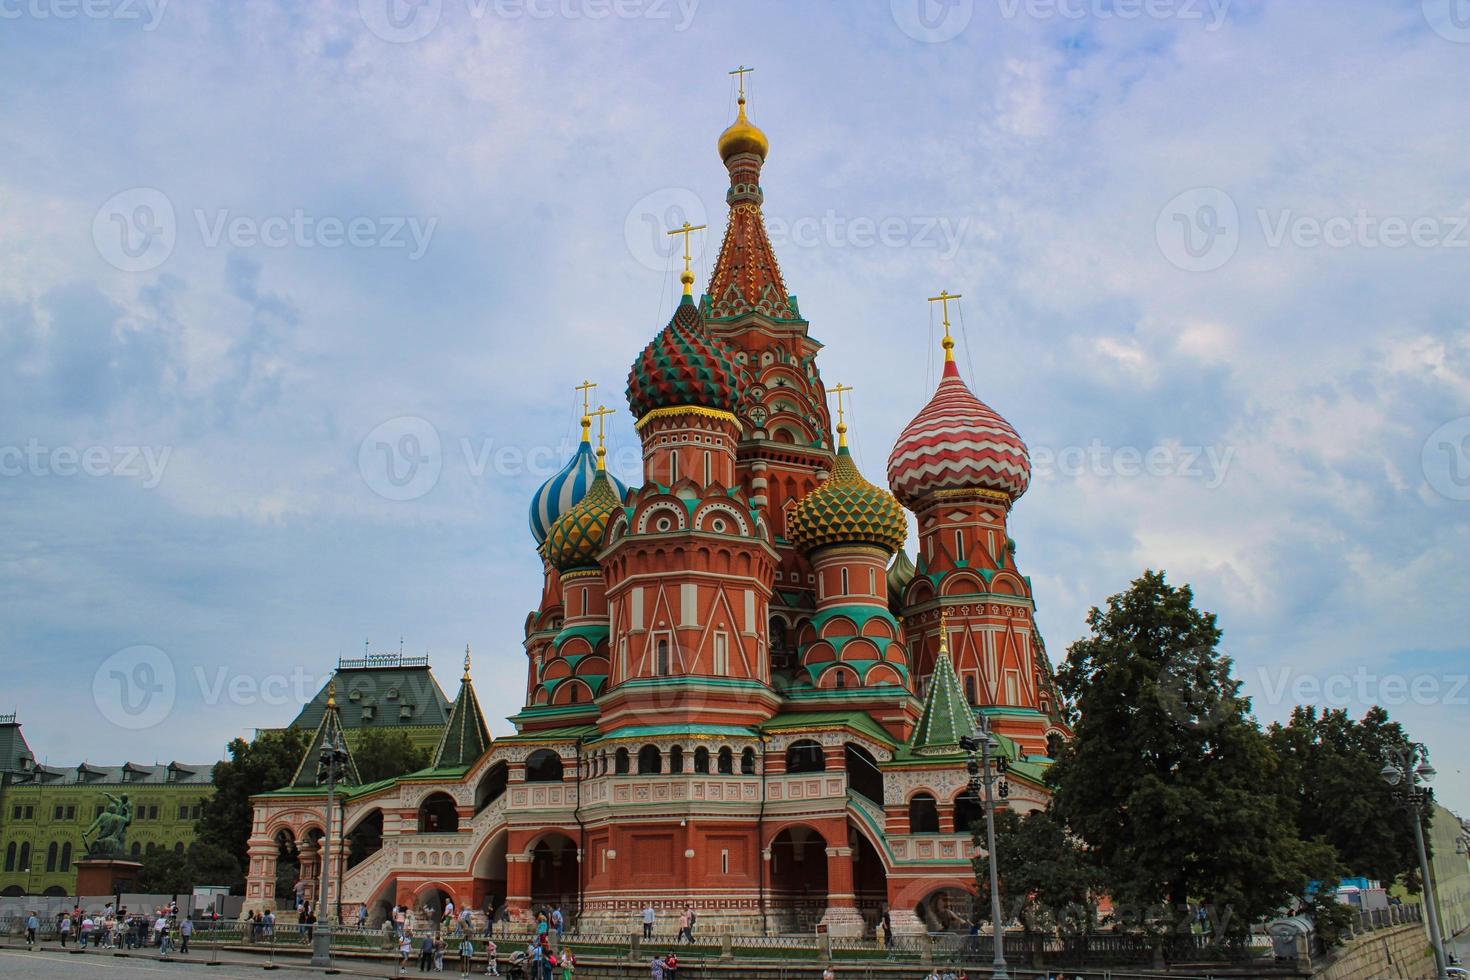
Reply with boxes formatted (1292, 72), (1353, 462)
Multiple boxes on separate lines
(246, 82), (1070, 938)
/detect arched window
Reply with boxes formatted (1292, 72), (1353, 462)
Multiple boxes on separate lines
(786, 739), (826, 774)
(844, 743), (883, 804)
(525, 749), (565, 783)
(840, 568), (849, 595)
(145, 842), (156, 855)
(669, 453), (679, 483)
(704, 451), (712, 485)
(835, 669), (848, 689)
(669, 745), (685, 774)
(475, 762), (509, 813)
(3, 842), (14, 872)
(694, 747), (710, 774)
(954, 792), (984, 835)
(1046, 732), (1065, 759)
(769, 616), (789, 668)
(128, 842), (139, 859)
(60, 843), (72, 871)
(417, 792), (459, 833)
(45, 842), (57, 872)
(717, 747), (734, 774)
(740, 747), (756, 775)
(638, 745), (662, 775)
(909, 793), (940, 833)
(965, 675), (977, 705)
(615, 748), (630, 774)
(657, 640), (670, 676)
(172, 842), (184, 856)
(568, 684), (581, 704)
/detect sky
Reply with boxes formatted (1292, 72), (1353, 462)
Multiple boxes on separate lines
(1, 0), (1467, 814)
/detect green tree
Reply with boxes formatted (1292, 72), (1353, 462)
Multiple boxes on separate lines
(1268, 706), (1422, 890)
(352, 728), (432, 784)
(196, 727), (310, 891)
(135, 841), (242, 895)
(1047, 570), (1323, 941)
(974, 807), (1102, 934)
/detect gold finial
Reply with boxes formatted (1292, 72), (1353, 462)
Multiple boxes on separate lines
(575, 380), (597, 440)
(938, 606), (950, 656)
(589, 404), (615, 470)
(927, 290), (963, 363)
(829, 383), (854, 448)
(326, 680), (337, 709)
(666, 221), (708, 296)
(463, 644), (472, 682)
(719, 66), (769, 162)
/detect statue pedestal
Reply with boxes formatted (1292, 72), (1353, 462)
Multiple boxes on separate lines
(74, 858), (143, 897)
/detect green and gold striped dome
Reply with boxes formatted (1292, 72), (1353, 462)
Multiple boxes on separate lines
(545, 469), (622, 572)
(789, 445), (908, 555)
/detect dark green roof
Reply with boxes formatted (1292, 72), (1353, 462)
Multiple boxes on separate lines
(432, 670), (492, 769)
(290, 698), (362, 789)
(290, 660), (451, 732)
(0, 718), (35, 774)
(908, 651), (977, 757)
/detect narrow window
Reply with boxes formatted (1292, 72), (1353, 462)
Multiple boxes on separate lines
(60, 843), (72, 871)
(713, 633), (729, 675)
(669, 453), (679, 484)
(721, 849), (730, 875)
(955, 530), (965, 562)
(658, 639), (671, 676)
(965, 675), (977, 705)
(840, 568), (849, 595)
(704, 451), (712, 485)
(868, 568), (875, 595)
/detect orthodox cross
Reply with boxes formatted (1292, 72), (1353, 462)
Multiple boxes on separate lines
(829, 383), (854, 447)
(927, 290), (963, 362)
(575, 380), (597, 436)
(463, 644), (472, 681)
(729, 64), (754, 99)
(666, 221), (707, 295)
(589, 404), (616, 468)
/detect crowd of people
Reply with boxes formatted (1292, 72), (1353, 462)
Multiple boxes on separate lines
(20, 900), (208, 956)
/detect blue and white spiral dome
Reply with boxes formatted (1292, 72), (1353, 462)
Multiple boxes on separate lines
(529, 437), (628, 546)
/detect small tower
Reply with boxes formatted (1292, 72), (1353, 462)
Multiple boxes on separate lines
(432, 646), (492, 769)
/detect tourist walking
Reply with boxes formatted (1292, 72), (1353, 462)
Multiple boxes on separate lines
(58, 911), (71, 947)
(179, 916), (193, 953)
(649, 953), (665, 980)
(676, 909), (689, 943)
(685, 906), (696, 943)
(24, 912), (37, 947)
(458, 936), (474, 978)
(641, 903), (655, 939)
(559, 945), (576, 979)
(551, 904), (563, 941)
(399, 931), (414, 975)
(418, 931), (435, 971)
(483, 937), (499, 976)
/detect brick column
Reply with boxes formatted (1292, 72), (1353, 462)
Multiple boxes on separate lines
(505, 853), (533, 925)
(820, 845), (865, 937)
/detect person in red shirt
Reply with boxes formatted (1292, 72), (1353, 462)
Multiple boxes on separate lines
(663, 950), (678, 980)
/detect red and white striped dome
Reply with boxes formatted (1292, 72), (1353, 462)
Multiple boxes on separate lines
(886, 360), (1030, 507)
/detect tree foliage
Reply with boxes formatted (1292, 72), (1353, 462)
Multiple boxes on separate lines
(352, 728), (433, 784)
(196, 727), (310, 891)
(1046, 570), (1328, 939)
(136, 841), (242, 895)
(974, 807), (1102, 934)
(1267, 706), (1422, 891)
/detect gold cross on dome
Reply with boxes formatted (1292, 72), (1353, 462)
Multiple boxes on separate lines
(575, 380), (597, 437)
(666, 221), (708, 296)
(927, 290), (963, 362)
(729, 64), (754, 99)
(589, 404), (616, 469)
(828, 383), (854, 447)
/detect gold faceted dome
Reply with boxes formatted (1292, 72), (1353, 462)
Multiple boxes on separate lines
(788, 446), (908, 555)
(718, 97), (769, 162)
(545, 470), (622, 572)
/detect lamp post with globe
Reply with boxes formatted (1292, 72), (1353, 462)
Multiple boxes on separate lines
(1379, 743), (1449, 980)
(310, 725), (351, 967)
(961, 719), (1010, 980)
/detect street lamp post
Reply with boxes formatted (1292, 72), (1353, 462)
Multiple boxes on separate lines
(310, 728), (350, 968)
(961, 718), (1010, 980)
(1379, 742), (1449, 980)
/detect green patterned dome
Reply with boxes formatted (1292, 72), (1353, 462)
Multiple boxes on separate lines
(789, 445), (908, 555)
(545, 470), (622, 572)
(626, 295), (748, 421)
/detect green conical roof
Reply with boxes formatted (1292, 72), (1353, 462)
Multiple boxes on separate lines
(909, 650), (978, 756)
(289, 688), (361, 788)
(887, 549), (916, 605)
(433, 649), (492, 769)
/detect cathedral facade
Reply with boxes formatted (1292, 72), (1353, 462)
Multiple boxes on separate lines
(246, 89), (1069, 937)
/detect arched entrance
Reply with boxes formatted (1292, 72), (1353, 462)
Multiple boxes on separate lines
(768, 825), (828, 934)
(347, 809), (384, 869)
(418, 793), (459, 833)
(917, 885), (974, 932)
(415, 883), (457, 924)
(472, 830), (508, 917)
(272, 829), (300, 903)
(529, 833), (578, 916)
(850, 823), (888, 933)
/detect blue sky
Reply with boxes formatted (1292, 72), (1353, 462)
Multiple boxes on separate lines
(1, 0), (1467, 814)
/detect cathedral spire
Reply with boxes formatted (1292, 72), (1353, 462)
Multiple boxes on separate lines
(707, 67), (797, 322)
(289, 679), (362, 788)
(433, 645), (492, 769)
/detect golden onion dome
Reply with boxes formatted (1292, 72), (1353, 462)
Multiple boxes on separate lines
(718, 96), (769, 162)
(788, 445), (908, 555)
(544, 469), (622, 572)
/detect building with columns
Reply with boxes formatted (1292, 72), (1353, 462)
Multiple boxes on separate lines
(245, 83), (1069, 937)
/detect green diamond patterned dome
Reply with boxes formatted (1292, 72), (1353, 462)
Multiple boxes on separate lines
(789, 445), (908, 555)
(545, 470), (622, 572)
(626, 295), (748, 421)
